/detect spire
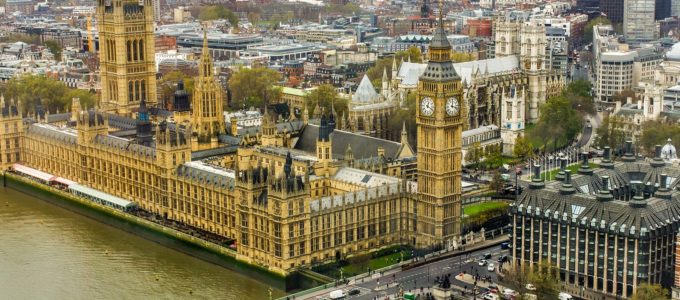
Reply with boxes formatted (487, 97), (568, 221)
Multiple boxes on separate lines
(401, 121), (409, 144)
(284, 151), (292, 178)
(199, 25), (213, 78)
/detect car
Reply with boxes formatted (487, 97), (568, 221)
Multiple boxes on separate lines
(498, 255), (508, 263)
(559, 292), (573, 300)
(348, 288), (360, 296)
(500, 242), (510, 249)
(483, 293), (499, 300)
(526, 283), (537, 291)
(487, 263), (495, 272)
(483, 253), (492, 259)
(479, 259), (487, 266)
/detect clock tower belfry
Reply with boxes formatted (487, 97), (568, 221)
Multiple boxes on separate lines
(415, 0), (464, 248)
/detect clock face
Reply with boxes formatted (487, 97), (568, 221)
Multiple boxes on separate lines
(420, 97), (434, 116)
(446, 97), (459, 116)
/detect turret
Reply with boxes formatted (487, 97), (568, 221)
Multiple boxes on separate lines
(136, 98), (153, 146)
(173, 80), (190, 112)
(381, 67), (389, 97)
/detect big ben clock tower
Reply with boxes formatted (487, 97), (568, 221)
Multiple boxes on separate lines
(415, 0), (464, 248)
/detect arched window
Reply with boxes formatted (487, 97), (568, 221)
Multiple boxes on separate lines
(128, 81), (134, 101)
(138, 40), (144, 60)
(140, 80), (146, 101)
(126, 41), (132, 62)
(132, 40), (138, 61)
(135, 80), (140, 101)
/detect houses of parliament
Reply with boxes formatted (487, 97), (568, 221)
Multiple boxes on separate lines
(0, 0), (466, 276)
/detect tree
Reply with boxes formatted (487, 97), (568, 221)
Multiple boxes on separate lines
(563, 80), (594, 115)
(528, 95), (583, 152)
(157, 71), (195, 108)
(65, 89), (96, 111)
(324, 3), (362, 15)
(529, 261), (559, 300)
(0, 74), (96, 114)
(612, 89), (636, 104)
(630, 283), (669, 300)
(584, 16), (612, 44)
(639, 120), (680, 156)
(465, 142), (483, 167)
(228, 67), (282, 109)
(387, 92), (417, 145)
(595, 116), (628, 151)
(44, 40), (62, 61)
(484, 146), (504, 169)
(304, 84), (346, 117)
(451, 51), (475, 62)
(513, 135), (534, 160)
(490, 171), (504, 194)
(199, 5), (239, 27)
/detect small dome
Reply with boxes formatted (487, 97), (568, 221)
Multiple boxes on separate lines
(667, 43), (680, 61)
(661, 138), (677, 161)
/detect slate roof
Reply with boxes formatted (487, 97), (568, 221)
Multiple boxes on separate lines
(46, 113), (70, 123)
(237, 120), (305, 137)
(397, 56), (520, 87)
(191, 145), (238, 161)
(107, 113), (136, 130)
(293, 125), (408, 160)
(176, 161), (235, 190)
(515, 159), (680, 238)
(27, 123), (77, 144)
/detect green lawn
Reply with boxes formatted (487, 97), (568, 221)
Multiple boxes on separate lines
(341, 250), (411, 277)
(464, 201), (509, 218)
(541, 163), (598, 180)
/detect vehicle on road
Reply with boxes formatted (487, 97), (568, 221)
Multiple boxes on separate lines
(329, 290), (346, 299)
(488, 263), (495, 272)
(403, 292), (416, 300)
(483, 253), (492, 259)
(500, 242), (510, 250)
(483, 293), (500, 300)
(526, 283), (536, 291)
(559, 292), (573, 300)
(479, 259), (488, 266)
(498, 255), (508, 263)
(502, 288), (518, 299)
(348, 288), (360, 296)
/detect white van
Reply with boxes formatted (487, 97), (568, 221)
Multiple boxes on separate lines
(559, 292), (573, 300)
(329, 290), (346, 299)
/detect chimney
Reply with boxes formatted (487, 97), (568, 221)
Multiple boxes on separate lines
(596, 175), (613, 201)
(600, 146), (614, 168)
(651, 144), (665, 167)
(578, 152), (593, 175)
(622, 140), (636, 162)
(530, 164), (545, 189)
(555, 157), (568, 181)
(559, 170), (576, 194)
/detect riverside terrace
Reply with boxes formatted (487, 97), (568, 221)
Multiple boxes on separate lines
(510, 142), (680, 299)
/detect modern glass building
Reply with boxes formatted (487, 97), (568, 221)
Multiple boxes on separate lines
(624, 0), (658, 44)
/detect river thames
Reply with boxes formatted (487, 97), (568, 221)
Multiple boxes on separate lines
(0, 187), (286, 299)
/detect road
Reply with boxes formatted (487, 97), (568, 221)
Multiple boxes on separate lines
(299, 245), (508, 300)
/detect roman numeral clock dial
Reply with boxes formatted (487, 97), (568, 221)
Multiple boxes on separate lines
(420, 97), (434, 116)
